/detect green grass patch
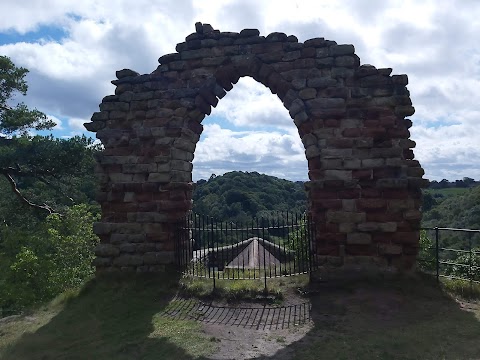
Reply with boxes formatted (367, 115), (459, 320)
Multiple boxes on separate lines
(179, 274), (309, 302)
(424, 187), (471, 198)
(441, 277), (480, 299)
(291, 274), (480, 360)
(0, 272), (216, 360)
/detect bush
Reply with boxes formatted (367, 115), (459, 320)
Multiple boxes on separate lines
(0, 204), (99, 314)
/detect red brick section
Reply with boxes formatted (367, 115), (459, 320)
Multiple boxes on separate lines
(84, 22), (428, 273)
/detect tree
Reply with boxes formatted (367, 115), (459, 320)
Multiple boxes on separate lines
(0, 204), (99, 312)
(0, 56), (98, 214)
(0, 55), (54, 135)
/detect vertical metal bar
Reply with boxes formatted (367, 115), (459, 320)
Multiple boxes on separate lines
(220, 219), (224, 280)
(254, 217), (257, 279)
(230, 220), (235, 280)
(183, 213), (186, 275)
(469, 232), (473, 292)
(293, 213), (298, 274)
(190, 212), (193, 276)
(202, 213), (206, 278)
(278, 211), (281, 276)
(272, 211), (282, 277)
(211, 216), (216, 289)
(202, 215), (205, 277)
(241, 218), (245, 279)
(287, 211), (291, 275)
(262, 216), (268, 293)
(215, 216), (220, 283)
(243, 217), (248, 279)
(435, 227), (439, 283)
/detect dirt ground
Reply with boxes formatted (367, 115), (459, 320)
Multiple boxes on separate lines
(165, 280), (480, 360)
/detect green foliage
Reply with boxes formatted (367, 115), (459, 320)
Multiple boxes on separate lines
(0, 205), (99, 313)
(0, 56), (99, 215)
(417, 230), (436, 272)
(288, 219), (311, 272)
(0, 55), (53, 135)
(193, 171), (307, 222)
(444, 248), (480, 282)
(0, 135), (100, 213)
(422, 185), (480, 250)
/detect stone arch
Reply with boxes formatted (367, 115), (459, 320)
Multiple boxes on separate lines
(85, 23), (428, 274)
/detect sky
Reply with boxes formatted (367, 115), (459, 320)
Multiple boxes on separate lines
(1, 0), (479, 182)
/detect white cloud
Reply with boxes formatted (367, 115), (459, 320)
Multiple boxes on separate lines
(211, 77), (292, 129)
(67, 117), (89, 131)
(47, 115), (63, 130)
(193, 123), (307, 181)
(0, 0), (479, 180)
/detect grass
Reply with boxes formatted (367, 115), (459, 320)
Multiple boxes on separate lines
(1, 271), (480, 359)
(179, 273), (310, 302)
(441, 277), (480, 299)
(0, 272), (216, 360)
(425, 187), (471, 198)
(290, 273), (480, 360)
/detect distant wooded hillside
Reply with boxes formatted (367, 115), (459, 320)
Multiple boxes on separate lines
(192, 171), (307, 222)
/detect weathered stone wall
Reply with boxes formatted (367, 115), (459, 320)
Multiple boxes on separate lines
(84, 23), (428, 273)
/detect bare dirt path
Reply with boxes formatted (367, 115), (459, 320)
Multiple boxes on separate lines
(163, 280), (480, 360)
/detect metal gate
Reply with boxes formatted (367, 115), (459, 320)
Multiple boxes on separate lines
(175, 212), (317, 285)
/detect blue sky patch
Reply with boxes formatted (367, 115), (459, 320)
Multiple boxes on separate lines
(0, 25), (68, 45)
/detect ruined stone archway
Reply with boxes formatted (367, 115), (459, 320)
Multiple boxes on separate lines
(85, 23), (428, 274)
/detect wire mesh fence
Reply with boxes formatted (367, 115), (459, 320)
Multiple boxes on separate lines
(418, 227), (480, 285)
(174, 212), (317, 288)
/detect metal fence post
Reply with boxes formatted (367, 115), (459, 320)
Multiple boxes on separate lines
(435, 227), (439, 283)
(469, 232), (473, 292)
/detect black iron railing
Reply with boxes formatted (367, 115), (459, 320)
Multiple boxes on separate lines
(418, 227), (480, 286)
(174, 212), (317, 288)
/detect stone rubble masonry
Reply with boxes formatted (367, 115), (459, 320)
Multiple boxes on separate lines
(84, 22), (428, 274)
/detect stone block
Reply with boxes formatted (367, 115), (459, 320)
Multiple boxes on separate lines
(343, 159), (361, 169)
(143, 251), (175, 265)
(119, 243), (136, 253)
(377, 178), (408, 188)
(289, 99), (305, 118)
(93, 257), (112, 267)
(335, 55), (359, 67)
(329, 44), (355, 56)
(391, 231), (420, 244)
(362, 159), (385, 168)
(404, 209), (422, 220)
(293, 111), (309, 127)
(305, 145), (321, 159)
(301, 133), (317, 147)
(320, 159), (341, 169)
(148, 172), (170, 182)
(339, 222), (356, 233)
(299, 88), (317, 100)
(291, 78), (306, 90)
(171, 149), (194, 162)
(327, 211), (366, 223)
(95, 244), (120, 257)
(322, 148), (353, 158)
(306, 77), (337, 88)
(324, 170), (352, 181)
(113, 255), (144, 266)
(174, 138), (196, 152)
(347, 233), (372, 245)
(93, 222), (112, 235)
(378, 244), (402, 255)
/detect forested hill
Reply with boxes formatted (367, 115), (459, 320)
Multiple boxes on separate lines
(422, 184), (480, 229)
(192, 171), (307, 222)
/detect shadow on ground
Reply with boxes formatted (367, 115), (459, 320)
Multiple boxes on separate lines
(248, 273), (480, 360)
(1, 272), (213, 360)
(2, 272), (480, 360)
